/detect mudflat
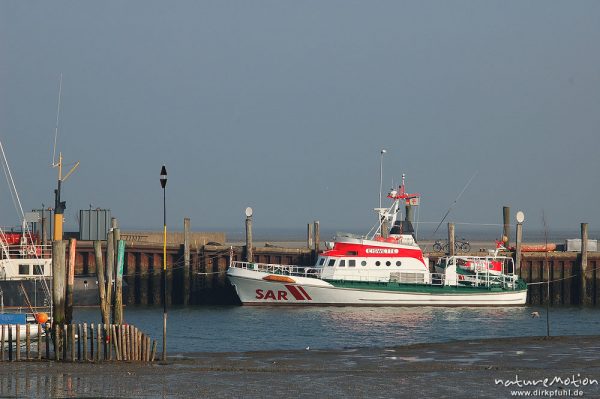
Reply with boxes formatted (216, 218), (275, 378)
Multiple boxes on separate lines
(1, 335), (599, 398)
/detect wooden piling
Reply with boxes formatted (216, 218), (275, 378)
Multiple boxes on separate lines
(96, 324), (101, 362)
(70, 324), (76, 362)
(115, 238), (125, 324)
(94, 241), (110, 327)
(77, 324), (82, 361)
(111, 324), (120, 361)
(307, 223), (314, 249)
(581, 223), (591, 306)
(448, 223), (455, 256)
(1, 325), (5, 361)
(45, 323), (50, 359)
(83, 323), (88, 362)
(106, 230), (115, 322)
(314, 221), (320, 256)
(62, 324), (68, 361)
(515, 222), (523, 275)
(65, 238), (77, 324)
(52, 240), (66, 358)
(25, 324), (31, 360)
(90, 323), (95, 361)
(8, 325), (13, 361)
(15, 324), (20, 361)
(37, 324), (42, 360)
(245, 213), (253, 262)
(52, 240), (66, 327)
(150, 340), (157, 362)
(182, 218), (191, 306)
(503, 206), (510, 248)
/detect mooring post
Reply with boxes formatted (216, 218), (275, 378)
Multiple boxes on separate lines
(114, 238), (124, 325)
(503, 206), (511, 248)
(515, 222), (523, 275)
(448, 223), (455, 256)
(94, 241), (110, 327)
(183, 218), (191, 306)
(581, 223), (590, 306)
(114, 227), (123, 324)
(245, 211), (253, 263)
(314, 220), (320, 256)
(307, 223), (314, 250)
(106, 229), (115, 323)
(52, 240), (66, 358)
(65, 238), (76, 324)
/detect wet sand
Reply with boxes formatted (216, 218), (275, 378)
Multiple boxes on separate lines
(1, 335), (599, 398)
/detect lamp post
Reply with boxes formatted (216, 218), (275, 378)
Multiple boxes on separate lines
(160, 165), (167, 361)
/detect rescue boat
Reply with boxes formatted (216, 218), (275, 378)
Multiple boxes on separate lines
(227, 175), (528, 306)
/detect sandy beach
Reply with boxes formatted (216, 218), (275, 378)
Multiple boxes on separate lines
(1, 335), (599, 398)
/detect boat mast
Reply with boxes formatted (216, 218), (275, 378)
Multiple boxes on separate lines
(51, 74), (79, 241)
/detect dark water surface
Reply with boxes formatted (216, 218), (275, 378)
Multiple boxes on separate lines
(74, 306), (600, 354)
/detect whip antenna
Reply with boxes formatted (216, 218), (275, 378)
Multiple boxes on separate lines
(52, 73), (63, 167)
(431, 170), (478, 238)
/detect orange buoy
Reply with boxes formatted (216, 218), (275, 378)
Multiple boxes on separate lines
(35, 312), (49, 324)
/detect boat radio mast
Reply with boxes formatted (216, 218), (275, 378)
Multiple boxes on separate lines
(51, 74), (79, 241)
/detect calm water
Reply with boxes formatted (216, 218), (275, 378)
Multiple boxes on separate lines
(74, 306), (600, 354)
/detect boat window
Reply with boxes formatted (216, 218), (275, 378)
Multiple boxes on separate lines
(327, 259), (336, 267)
(18, 264), (30, 275)
(386, 261), (391, 266)
(349, 260), (356, 267)
(361, 261), (367, 266)
(33, 264), (44, 275)
(318, 258), (325, 266)
(396, 261), (402, 266)
(346, 251), (358, 256)
(339, 260), (346, 267)
(375, 261), (381, 266)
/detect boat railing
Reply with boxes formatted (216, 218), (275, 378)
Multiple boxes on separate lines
(0, 243), (52, 261)
(230, 261), (322, 279)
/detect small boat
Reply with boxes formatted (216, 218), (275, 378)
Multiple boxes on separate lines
(227, 175), (528, 306)
(0, 139), (53, 340)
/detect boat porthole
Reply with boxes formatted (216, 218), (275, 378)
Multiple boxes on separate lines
(361, 261), (367, 266)
(375, 261), (381, 266)
(386, 261), (391, 266)
(396, 261), (401, 266)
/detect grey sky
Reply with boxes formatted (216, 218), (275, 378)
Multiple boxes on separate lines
(1, 1), (599, 237)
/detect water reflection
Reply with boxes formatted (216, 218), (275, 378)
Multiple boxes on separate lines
(72, 306), (600, 353)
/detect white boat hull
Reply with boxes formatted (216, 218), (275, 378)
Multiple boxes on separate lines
(227, 268), (527, 306)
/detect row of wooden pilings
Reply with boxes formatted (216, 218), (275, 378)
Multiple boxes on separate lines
(49, 219), (158, 362)
(66, 214), (599, 306)
(0, 323), (156, 362)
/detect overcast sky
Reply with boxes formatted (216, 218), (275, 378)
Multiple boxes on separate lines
(1, 1), (599, 237)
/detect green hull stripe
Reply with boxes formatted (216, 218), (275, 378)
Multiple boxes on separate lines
(323, 279), (528, 294)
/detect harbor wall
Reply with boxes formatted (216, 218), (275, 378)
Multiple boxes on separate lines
(70, 242), (600, 306)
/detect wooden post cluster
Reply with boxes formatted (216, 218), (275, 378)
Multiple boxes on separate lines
(0, 323), (156, 362)
(0, 324), (47, 361)
(93, 217), (126, 325)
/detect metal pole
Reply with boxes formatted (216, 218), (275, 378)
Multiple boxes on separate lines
(160, 165), (167, 363)
(379, 149), (386, 209)
(162, 185), (167, 361)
